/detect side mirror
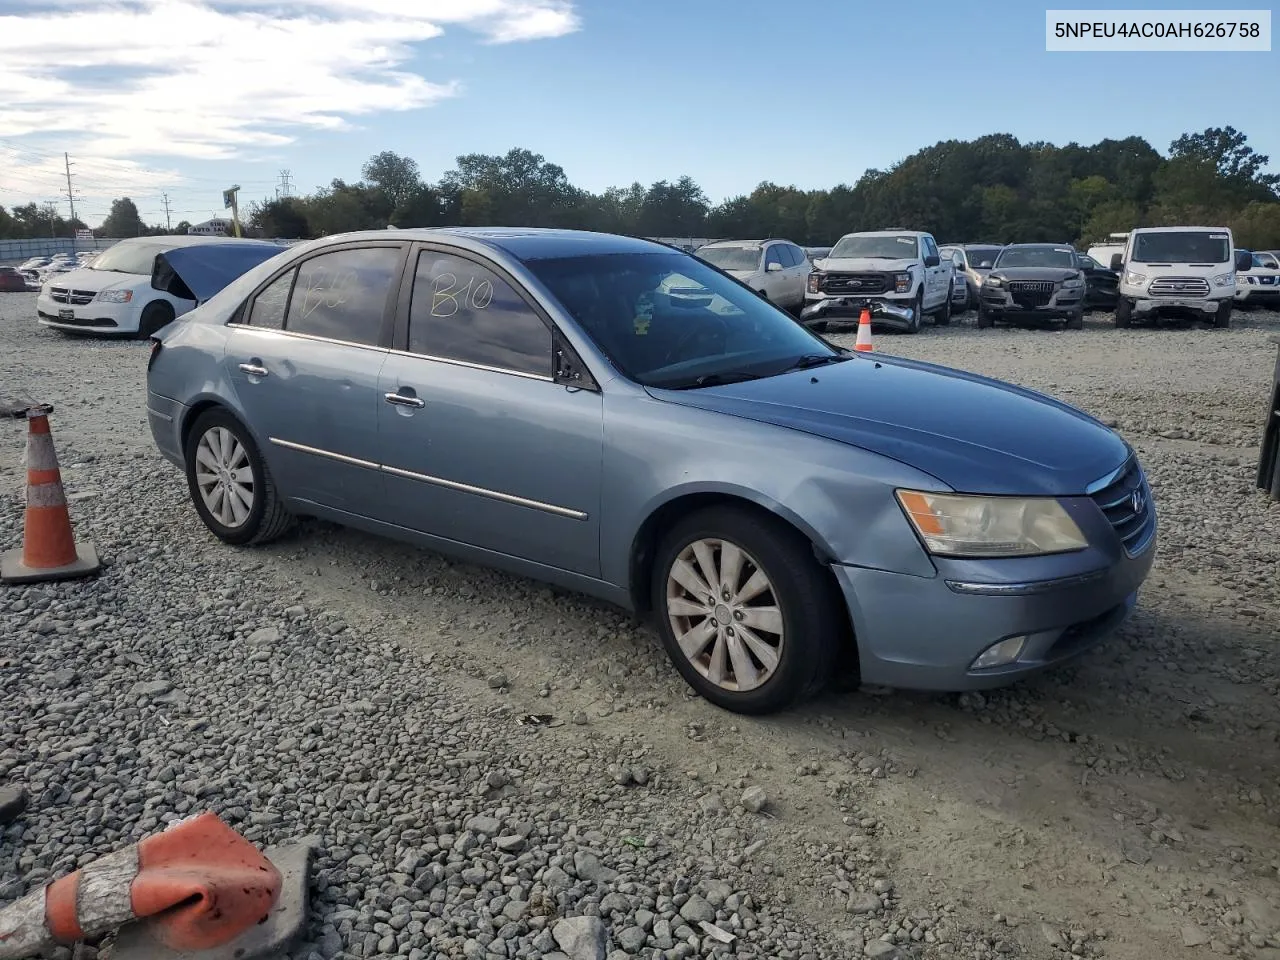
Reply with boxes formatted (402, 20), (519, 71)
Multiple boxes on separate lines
(1109, 253), (1123, 271)
(924, 254), (940, 267)
(1234, 250), (1253, 272)
(756, 287), (769, 298)
(766, 262), (782, 272)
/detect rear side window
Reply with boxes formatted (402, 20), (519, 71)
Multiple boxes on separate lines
(246, 270), (294, 329)
(285, 247), (401, 346)
(407, 251), (553, 377)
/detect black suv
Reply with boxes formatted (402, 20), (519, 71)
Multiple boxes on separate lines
(977, 243), (1087, 330)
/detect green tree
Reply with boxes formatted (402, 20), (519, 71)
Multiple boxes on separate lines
(101, 197), (146, 237)
(362, 151), (423, 209)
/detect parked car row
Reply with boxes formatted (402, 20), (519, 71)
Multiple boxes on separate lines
(13, 250), (100, 289)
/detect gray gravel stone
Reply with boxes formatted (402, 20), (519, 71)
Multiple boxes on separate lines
(552, 916), (609, 960)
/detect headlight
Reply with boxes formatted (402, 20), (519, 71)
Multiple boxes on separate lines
(893, 272), (911, 294)
(1212, 273), (1234, 287)
(896, 490), (1088, 558)
(1123, 271), (1147, 286)
(807, 272), (821, 294)
(984, 275), (1003, 287)
(96, 289), (133, 303)
(1062, 275), (1084, 288)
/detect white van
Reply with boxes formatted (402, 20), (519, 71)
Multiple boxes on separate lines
(1108, 226), (1248, 328)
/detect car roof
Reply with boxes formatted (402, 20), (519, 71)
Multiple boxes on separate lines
(295, 227), (674, 262)
(701, 239), (765, 247)
(1000, 242), (1075, 248)
(1131, 225), (1229, 233)
(838, 230), (927, 238)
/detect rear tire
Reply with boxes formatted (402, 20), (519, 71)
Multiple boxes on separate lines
(1214, 300), (1232, 328)
(651, 505), (842, 715)
(184, 408), (294, 546)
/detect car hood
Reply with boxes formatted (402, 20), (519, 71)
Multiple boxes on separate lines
(46, 268), (139, 290)
(151, 241), (288, 303)
(819, 257), (917, 273)
(988, 267), (1077, 282)
(724, 269), (760, 280)
(646, 355), (1129, 496)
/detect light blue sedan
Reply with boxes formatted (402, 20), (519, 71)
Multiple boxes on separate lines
(146, 228), (1157, 715)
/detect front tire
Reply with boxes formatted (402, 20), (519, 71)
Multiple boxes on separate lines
(652, 506), (841, 715)
(1115, 298), (1133, 328)
(138, 300), (174, 339)
(905, 289), (923, 334)
(977, 304), (994, 329)
(184, 408), (294, 546)
(1214, 300), (1232, 328)
(1065, 307), (1084, 330)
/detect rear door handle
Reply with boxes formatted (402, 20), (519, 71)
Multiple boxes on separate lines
(384, 392), (425, 408)
(239, 362), (268, 377)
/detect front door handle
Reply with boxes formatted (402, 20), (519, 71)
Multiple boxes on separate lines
(239, 362), (268, 377)
(384, 392), (425, 409)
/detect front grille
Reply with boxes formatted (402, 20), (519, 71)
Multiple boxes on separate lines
(49, 287), (96, 305)
(1089, 458), (1155, 557)
(1260, 276), (1276, 286)
(1148, 276), (1210, 298)
(821, 272), (889, 295)
(1007, 280), (1056, 307)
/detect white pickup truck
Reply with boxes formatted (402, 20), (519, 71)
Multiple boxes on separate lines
(799, 229), (953, 333)
(1108, 226), (1250, 328)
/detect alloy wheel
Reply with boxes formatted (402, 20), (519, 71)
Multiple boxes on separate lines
(193, 426), (256, 528)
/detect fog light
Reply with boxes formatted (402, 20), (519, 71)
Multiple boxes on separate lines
(970, 635), (1027, 670)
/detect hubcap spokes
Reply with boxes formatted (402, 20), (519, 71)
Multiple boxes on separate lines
(194, 427), (254, 528)
(666, 538), (784, 693)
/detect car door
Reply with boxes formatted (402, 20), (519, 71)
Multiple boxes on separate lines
(222, 241), (405, 512)
(920, 236), (943, 308)
(375, 244), (604, 577)
(762, 244), (789, 303)
(785, 244), (809, 305)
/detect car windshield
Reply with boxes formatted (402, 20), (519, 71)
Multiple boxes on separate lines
(964, 246), (1002, 267)
(1253, 252), (1279, 269)
(696, 245), (762, 272)
(89, 242), (171, 275)
(525, 251), (843, 389)
(994, 246), (1076, 269)
(1132, 231), (1230, 264)
(829, 234), (918, 260)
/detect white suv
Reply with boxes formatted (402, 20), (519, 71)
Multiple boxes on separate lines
(800, 229), (952, 333)
(694, 239), (810, 311)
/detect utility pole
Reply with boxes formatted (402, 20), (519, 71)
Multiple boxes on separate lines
(162, 193), (173, 232)
(64, 153), (77, 252)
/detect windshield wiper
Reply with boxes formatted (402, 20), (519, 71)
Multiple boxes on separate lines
(662, 370), (767, 390)
(779, 352), (851, 373)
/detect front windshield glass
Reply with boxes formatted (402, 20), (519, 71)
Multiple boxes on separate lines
(696, 245), (762, 272)
(830, 234), (918, 260)
(525, 251), (840, 389)
(965, 246), (1001, 267)
(1253, 252), (1279, 269)
(1132, 231), (1230, 264)
(994, 246), (1076, 269)
(90, 242), (169, 275)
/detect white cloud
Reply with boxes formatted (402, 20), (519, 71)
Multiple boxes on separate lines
(0, 0), (579, 219)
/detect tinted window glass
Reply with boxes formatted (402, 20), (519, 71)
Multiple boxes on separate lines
(247, 269), (294, 329)
(408, 252), (552, 376)
(286, 247), (400, 345)
(776, 245), (795, 268)
(791, 245), (808, 267)
(764, 246), (784, 269)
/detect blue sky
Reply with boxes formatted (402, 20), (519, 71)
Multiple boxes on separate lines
(0, 0), (1275, 228)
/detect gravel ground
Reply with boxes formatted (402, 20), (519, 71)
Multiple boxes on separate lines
(1, 293), (1279, 960)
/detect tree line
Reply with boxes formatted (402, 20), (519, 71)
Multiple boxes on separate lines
(3, 126), (1278, 248)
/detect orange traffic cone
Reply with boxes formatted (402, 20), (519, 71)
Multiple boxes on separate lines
(0, 404), (100, 584)
(0, 812), (305, 960)
(853, 307), (874, 352)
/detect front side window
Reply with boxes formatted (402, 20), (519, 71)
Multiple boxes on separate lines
(246, 269), (294, 329)
(286, 246), (401, 346)
(764, 246), (785, 269)
(525, 250), (840, 391)
(408, 252), (553, 377)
